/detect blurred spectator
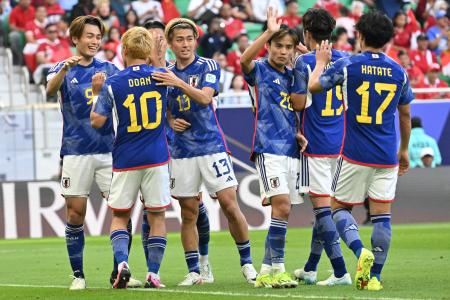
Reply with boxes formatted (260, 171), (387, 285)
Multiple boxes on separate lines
(336, 6), (356, 39)
(398, 50), (424, 87)
(59, 0), (77, 13)
(44, 0), (64, 24)
(220, 3), (245, 40)
(279, 0), (301, 28)
(199, 17), (232, 58)
(8, 0), (35, 65)
(33, 23), (71, 83)
(23, 5), (47, 72)
(384, 40), (400, 63)
(94, 0), (120, 35)
(420, 147), (436, 168)
(70, 0), (95, 23)
(213, 51), (234, 93)
(441, 44), (450, 77)
(110, 0), (131, 26)
(131, 0), (164, 24)
(251, 0), (284, 23)
(226, 74), (247, 104)
(409, 33), (438, 74)
(122, 8), (139, 33)
(415, 63), (450, 99)
(161, 0), (181, 24)
(333, 27), (353, 52)
(227, 0), (253, 22)
(409, 116), (442, 168)
(375, 0), (403, 19)
(427, 10), (449, 55)
(227, 33), (249, 75)
(187, 0), (222, 24)
(392, 10), (416, 51)
(349, 0), (364, 23)
(314, 0), (343, 18)
(421, 0), (448, 31)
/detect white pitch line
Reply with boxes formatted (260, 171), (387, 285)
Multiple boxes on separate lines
(0, 283), (435, 300)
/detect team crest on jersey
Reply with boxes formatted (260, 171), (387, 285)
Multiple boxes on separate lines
(170, 178), (175, 189)
(188, 75), (200, 87)
(62, 177), (70, 188)
(270, 177), (280, 189)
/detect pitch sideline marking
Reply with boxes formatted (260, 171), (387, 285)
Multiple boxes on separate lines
(0, 283), (434, 300)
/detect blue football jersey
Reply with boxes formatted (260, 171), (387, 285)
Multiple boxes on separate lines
(293, 49), (347, 156)
(47, 58), (119, 157)
(319, 51), (414, 167)
(167, 55), (228, 159)
(94, 64), (169, 171)
(244, 59), (299, 159)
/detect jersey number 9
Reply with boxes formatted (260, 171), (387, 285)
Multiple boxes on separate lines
(123, 91), (162, 133)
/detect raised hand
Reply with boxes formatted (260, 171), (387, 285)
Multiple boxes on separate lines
(63, 56), (82, 71)
(266, 6), (282, 34)
(315, 40), (332, 65)
(92, 72), (106, 95)
(296, 41), (309, 54)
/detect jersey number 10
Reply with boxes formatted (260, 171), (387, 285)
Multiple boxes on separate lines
(123, 91), (162, 133)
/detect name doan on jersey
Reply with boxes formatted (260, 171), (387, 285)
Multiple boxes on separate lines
(128, 76), (152, 87)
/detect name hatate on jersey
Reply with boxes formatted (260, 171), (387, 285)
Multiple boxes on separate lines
(94, 64), (169, 171)
(293, 49), (348, 156)
(167, 55), (228, 159)
(47, 58), (118, 157)
(319, 51), (414, 167)
(244, 59), (299, 160)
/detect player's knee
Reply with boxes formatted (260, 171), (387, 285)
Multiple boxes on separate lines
(181, 207), (198, 224)
(221, 203), (240, 221)
(272, 202), (291, 220)
(66, 208), (85, 223)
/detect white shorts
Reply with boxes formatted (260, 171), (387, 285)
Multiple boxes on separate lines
(255, 153), (304, 205)
(108, 164), (171, 211)
(170, 152), (238, 198)
(304, 156), (338, 197)
(332, 157), (398, 205)
(61, 153), (112, 197)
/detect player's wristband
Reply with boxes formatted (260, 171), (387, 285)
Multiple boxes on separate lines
(92, 95), (98, 105)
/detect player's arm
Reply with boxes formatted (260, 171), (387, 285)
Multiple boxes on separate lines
(398, 103), (411, 176)
(290, 58), (308, 111)
(167, 109), (191, 132)
(46, 56), (82, 96)
(240, 7), (281, 75)
(90, 73), (109, 128)
(308, 41), (332, 93)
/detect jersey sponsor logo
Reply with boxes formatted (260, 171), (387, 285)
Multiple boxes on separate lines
(189, 75), (200, 87)
(205, 73), (217, 84)
(170, 178), (175, 189)
(226, 176), (234, 182)
(273, 78), (281, 85)
(270, 177), (280, 189)
(70, 78), (79, 84)
(62, 177), (70, 188)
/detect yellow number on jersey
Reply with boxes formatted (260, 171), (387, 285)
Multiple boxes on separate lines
(85, 87), (94, 105)
(280, 92), (293, 111)
(321, 86), (343, 117)
(356, 81), (397, 125)
(176, 94), (191, 111)
(123, 91), (162, 133)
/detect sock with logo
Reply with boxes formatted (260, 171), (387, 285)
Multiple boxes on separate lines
(370, 214), (392, 280)
(332, 208), (364, 258)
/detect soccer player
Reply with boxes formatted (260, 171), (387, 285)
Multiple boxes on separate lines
(290, 8), (351, 286)
(143, 20), (214, 283)
(46, 15), (140, 290)
(90, 26), (170, 289)
(152, 18), (258, 285)
(308, 11), (413, 291)
(240, 7), (305, 289)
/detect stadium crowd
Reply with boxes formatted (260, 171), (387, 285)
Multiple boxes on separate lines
(1, 0), (450, 99)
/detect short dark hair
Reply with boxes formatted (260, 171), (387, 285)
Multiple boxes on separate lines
(355, 10), (393, 49)
(411, 117), (422, 128)
(268, 24), (299, 45)
(70, 16), (105, 41)
(302, 8), (336, 42)
(286, 0), (298, 6)
(143, 20), (166, 31)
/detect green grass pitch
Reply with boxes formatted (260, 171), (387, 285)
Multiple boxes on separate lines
(0, 223), (449, 300)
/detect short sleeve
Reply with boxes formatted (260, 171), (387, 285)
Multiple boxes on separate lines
(46, 61), (65, 82)
(319, 57), (348, 91)
(399, 72), (414, 105)
(94, 83), (113, 117)
(291, 56), (308, 94)
(199, 60), (221, 94)
(243, 60), (260, 87)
